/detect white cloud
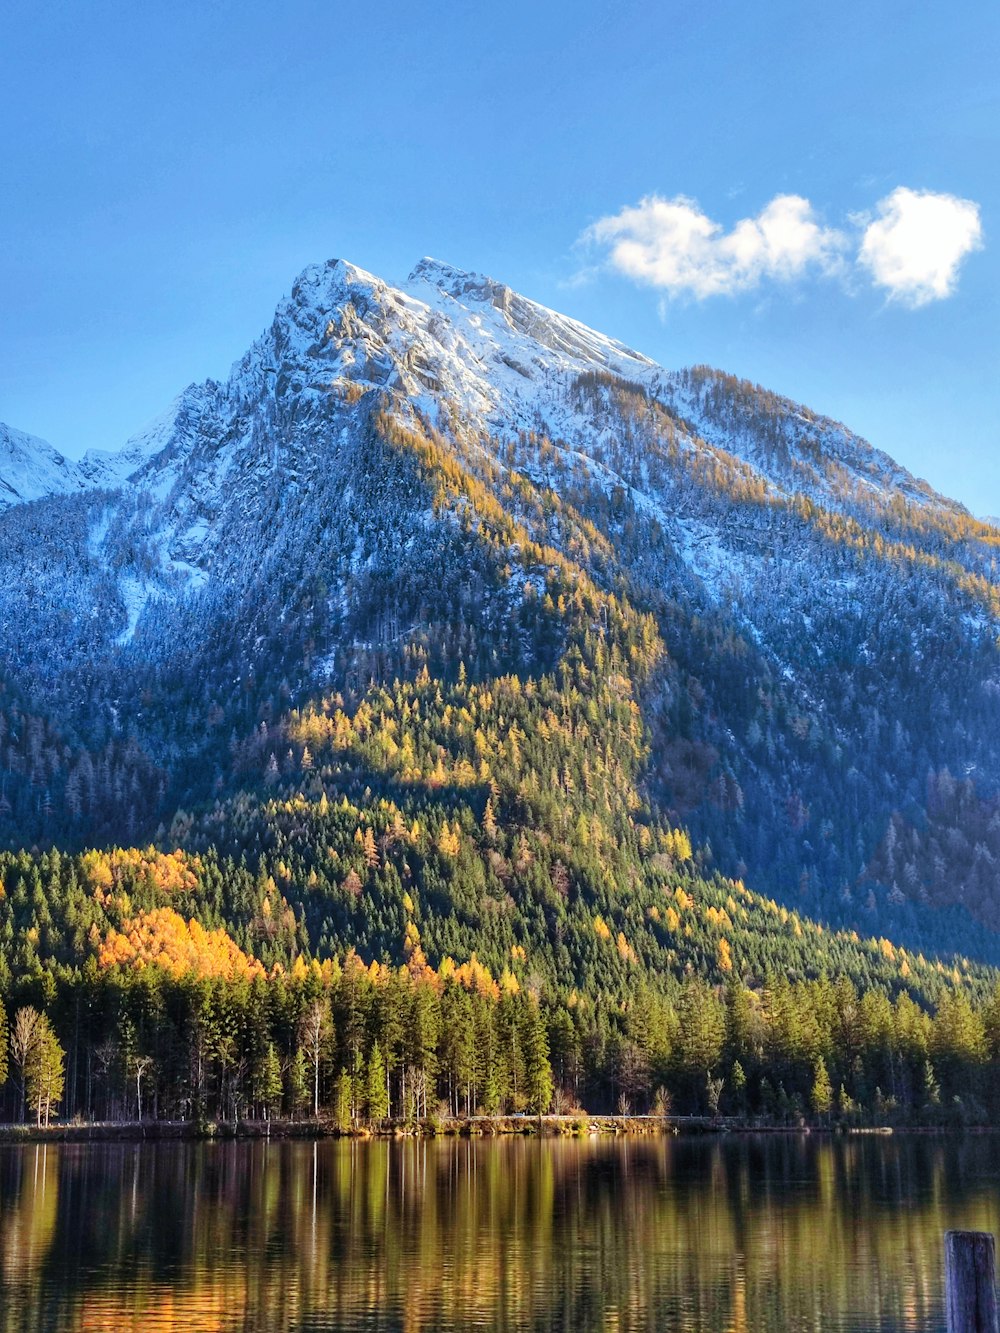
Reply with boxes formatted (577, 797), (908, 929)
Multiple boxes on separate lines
(857, 187), (983, 307)
(586, 193), (845, 299)
(585, 187), (983, 307)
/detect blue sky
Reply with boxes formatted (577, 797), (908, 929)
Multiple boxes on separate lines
(1, 0), (997, 509)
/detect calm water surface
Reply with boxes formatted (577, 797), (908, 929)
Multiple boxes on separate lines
(0, 1134), (997, 1332)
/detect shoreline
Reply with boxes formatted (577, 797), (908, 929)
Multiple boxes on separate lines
(0, 1116), (994, 1145)
(0, 1114), (677, 1144)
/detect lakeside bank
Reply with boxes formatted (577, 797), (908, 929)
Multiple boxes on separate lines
(0, 1113), (911, 1144)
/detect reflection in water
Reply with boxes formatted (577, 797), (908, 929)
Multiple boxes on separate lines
(0, 1135), (997, 1331)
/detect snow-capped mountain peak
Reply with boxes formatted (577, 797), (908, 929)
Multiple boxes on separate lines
(0, 253), (959, 533)
(406, 255), (655, 375)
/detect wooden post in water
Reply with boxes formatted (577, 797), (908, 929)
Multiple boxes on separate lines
(946, 1231), (999, 1333)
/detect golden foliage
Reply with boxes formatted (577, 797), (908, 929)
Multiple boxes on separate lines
(97, 908), (265, 980)
(81, 847), (200, 897)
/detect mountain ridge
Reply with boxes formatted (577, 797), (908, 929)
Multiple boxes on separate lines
(2, 255), (957, 521)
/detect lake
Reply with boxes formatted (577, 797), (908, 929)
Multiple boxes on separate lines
(0, 1133), (997, 1331)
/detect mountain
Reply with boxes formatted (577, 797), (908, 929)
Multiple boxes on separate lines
(0, 421), (92, 509)
(2, 254), (1000, 978)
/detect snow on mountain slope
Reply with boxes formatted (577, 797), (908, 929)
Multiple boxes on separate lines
(660, 366), (960, 514)
(40, 258), (665, 578)
(0, 252), (969, 675)
(0, 402), (198, 508)
(1, 255), (958, 531)
(62, 255), (948, 575)
(256, 254), (659, 439)
(75, 390), (216, 491)
(0, 421), (91, 508)
(3, 255), (986, 672)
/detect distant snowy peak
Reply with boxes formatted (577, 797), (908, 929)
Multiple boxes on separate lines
(0, 394), (207, 509)
(159, 253), (667, 463)
(275, 254), (656, 387)
(0, 421), (88, 509)
(77, 409), (178, 489)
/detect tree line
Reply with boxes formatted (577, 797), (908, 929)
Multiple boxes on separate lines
(1, 956), (998, 1129)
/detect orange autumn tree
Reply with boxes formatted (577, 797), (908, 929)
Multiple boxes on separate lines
(81, 847), (201, 898)
(97, 908), (265, 980)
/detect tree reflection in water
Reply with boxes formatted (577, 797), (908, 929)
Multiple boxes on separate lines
(0, 1135), (997, 1331)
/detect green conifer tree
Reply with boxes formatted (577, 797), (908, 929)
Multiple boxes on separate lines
(811, 1057), (833, 1122)
(26, 1015), (65, 1127)
(289, 1048), (309, 1119)
(523, 1003), (554, 1115)
(730, 1059), (747, 1115)
(365, 1042), (389, 1124)
(259, 1043), (283, 1120)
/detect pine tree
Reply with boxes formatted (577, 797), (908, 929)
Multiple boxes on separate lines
(365, 1042), (389, 1124)
(811, 1057), (833, 1122)
(523, 1002), (553, 1115)
(836, 1083), (857, 1123)
(730, 1059), (747, 1115)
(259, 1043), (283, 1120)
(673, 977), (725, 1104)
(920, 1059), (941, 1118)
(288, 1048), (309, 1119)
(333, 1069), (352, 1131)
(482, 798), (498, 842)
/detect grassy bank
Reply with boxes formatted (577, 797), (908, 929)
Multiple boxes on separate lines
(0, 1114), (703, 1143)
